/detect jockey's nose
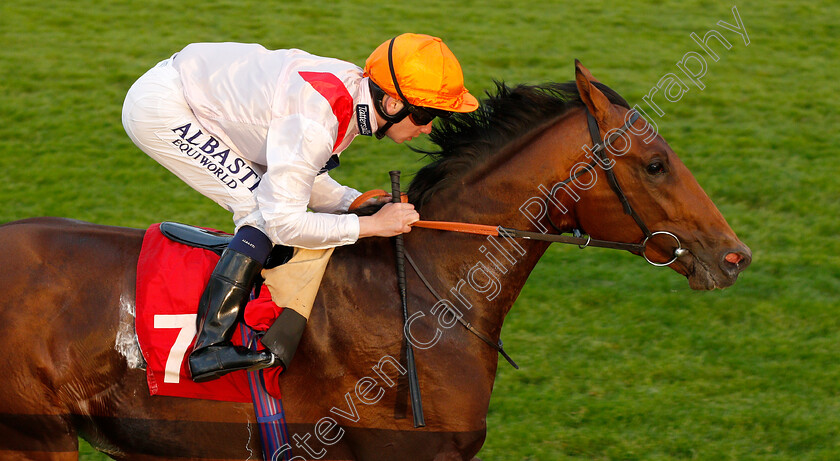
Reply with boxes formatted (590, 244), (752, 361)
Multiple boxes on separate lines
(420, 122), (433, 134)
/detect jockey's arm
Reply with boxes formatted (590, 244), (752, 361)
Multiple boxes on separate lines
(258, 115), (417, 249)
(308, 172), (362, 214)
(257, 115), (361, 249)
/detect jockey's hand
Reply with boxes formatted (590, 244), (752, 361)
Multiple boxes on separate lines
(363, 193), (392, 207)
(358, 203), (419, 238)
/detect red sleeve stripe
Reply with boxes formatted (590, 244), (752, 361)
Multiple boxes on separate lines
(298, 71), (354, 153)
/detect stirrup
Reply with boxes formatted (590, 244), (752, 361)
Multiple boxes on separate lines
(189, 344), (277, 383)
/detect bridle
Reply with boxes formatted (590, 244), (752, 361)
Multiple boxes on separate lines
(502, 107), (688, 267)
(584, 107), (688, 266)
(397, 107), (688, 267)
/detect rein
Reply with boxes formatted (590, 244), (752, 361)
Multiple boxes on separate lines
(350, 108), (689, 369)
(350, 109), (687, 267)
(403, 252), (519, 369)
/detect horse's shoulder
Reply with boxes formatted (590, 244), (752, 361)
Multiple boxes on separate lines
(327, 236), (392, 273)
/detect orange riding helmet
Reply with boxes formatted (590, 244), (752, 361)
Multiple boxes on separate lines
(364, 33), (478, 137)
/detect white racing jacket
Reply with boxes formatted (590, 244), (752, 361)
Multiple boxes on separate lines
(173, 42), (377, 249)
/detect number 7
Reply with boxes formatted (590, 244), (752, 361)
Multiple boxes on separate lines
(154, 314), (197, 384)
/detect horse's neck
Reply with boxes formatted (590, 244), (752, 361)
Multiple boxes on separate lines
(291, 122), (588, 430)
(404, 221), (547, 338)
(406, 126), (584, 336)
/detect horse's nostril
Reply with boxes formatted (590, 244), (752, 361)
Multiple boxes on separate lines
(725, 253), (743, 265)
(721, 249), (751, 274)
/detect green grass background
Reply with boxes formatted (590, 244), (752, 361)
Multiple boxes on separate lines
(1, 0), (838, 459)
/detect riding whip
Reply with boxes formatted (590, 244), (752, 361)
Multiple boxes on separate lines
(390, 170), (425, 428)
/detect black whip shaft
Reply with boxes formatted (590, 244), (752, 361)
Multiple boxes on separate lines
(389, 170), (425, 428)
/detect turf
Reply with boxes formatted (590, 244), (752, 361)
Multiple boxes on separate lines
(2, 1), (838, 459)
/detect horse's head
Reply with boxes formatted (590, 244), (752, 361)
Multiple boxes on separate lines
(564, 61), (751, 290)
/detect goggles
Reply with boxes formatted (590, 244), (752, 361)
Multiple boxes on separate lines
(370, 80), (452, 126)
(405, 105), (452, 126)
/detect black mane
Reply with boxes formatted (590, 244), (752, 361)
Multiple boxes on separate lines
(407, 81), (629, 207)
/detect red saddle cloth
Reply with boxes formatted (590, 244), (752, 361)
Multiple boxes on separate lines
(135, 223), (285, 402)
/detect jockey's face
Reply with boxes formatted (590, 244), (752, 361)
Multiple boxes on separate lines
(385, 115), (433, 144)
(378, 96), (434, 144)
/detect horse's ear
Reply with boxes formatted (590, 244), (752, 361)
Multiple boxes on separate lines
(575, 59), (611, 122)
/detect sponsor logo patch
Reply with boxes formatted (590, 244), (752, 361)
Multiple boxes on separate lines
(356, 104), (372, 136)
(168, 123), (262, 191)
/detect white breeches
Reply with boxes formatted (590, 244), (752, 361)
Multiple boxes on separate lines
(122, 57), (266, 233)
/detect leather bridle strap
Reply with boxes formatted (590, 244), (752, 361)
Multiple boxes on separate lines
(585, 109), (652, 238)
(349, 109), (685, 265)
(403, 251), (519, 369)
(496, 226), (644, 252)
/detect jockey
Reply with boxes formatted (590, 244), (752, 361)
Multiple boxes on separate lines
(122, 34), (479, 382)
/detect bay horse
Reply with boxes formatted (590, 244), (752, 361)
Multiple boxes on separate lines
(0, 62), (750, 460)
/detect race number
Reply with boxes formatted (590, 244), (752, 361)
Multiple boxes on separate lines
(153, 314), (197, 384)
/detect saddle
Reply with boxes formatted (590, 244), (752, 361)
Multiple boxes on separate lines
(136, 222), (332, 402)
(140, 222), (296, 459)
(159, 221), (294, 268)
(158, 221), (231, 254)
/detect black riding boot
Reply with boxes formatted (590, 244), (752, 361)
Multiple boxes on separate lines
(188, 248), (275, 382)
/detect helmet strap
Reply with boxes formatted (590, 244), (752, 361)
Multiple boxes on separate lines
(386, 37), (410, 103)
(372, 37), (416, 140)
(374, 121), (393, 140)
(369, 79), (410, 139)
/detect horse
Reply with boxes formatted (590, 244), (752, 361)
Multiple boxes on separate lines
(0, 61), (750, 460)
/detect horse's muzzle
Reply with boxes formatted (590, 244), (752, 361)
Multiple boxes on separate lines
(681, 241), (752, 290)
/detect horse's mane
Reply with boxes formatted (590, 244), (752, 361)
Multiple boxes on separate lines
(407, 81), (629, 207)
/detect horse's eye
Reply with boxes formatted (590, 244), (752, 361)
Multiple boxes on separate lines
(646, 161), (666, 176)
